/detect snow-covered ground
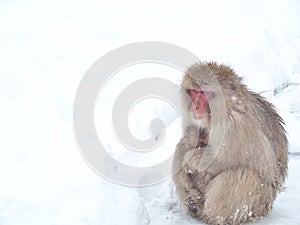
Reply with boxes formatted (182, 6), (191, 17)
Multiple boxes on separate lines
(0, 0), (300, 224)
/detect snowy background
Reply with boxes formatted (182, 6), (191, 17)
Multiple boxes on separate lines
(0, 0), (300, 224)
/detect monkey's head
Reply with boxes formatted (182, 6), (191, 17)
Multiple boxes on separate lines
(181, 62), (233, 128)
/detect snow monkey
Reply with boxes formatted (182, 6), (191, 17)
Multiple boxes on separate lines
(172, 62), (288, 225)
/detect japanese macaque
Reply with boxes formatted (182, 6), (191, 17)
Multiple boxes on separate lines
(172, 62), (288, 225)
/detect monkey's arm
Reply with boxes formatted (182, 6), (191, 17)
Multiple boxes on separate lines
(172, 126), (212, 217)
(172, 126), (205, 172)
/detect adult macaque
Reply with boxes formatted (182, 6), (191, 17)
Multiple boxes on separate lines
(172, 62), (288, 225)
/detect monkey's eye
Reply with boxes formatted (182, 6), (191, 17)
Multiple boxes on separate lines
(193, 89), (203, 93)
(190, 89), (205, 95)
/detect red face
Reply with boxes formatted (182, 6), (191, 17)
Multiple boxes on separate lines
(188, 88), (214, 120)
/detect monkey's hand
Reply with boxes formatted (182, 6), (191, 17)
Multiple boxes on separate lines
(198, 128), (209, 147)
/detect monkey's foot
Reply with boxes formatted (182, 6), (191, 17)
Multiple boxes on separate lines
(184, 188), (206, 217)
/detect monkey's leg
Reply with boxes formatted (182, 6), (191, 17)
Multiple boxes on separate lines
(175, 167), (209, 217)
(202, 168), (276, 225)
(174, 148), (213, 217)
(173, 127), (209, 217)
(173, 149), (199, 216)
(184, 169), (213, 217)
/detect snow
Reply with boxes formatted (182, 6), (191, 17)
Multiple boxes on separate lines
(0, 0), (300, 224)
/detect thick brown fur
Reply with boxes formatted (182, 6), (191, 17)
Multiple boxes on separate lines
(172, 62), (288, 225)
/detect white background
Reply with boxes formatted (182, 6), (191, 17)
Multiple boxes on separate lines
(0, 0), (300, 224)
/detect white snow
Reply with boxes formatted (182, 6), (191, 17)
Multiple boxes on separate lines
(0, 0), (300, 224)
(231, 96), (238, 101)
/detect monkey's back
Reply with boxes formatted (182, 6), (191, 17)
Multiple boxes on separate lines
(207, 62), (288, 185)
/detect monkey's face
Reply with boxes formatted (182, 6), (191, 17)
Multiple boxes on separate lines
(181, 80), (214, 129)
(181, 63), (225, 129)
(188, 88), (214, 120)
